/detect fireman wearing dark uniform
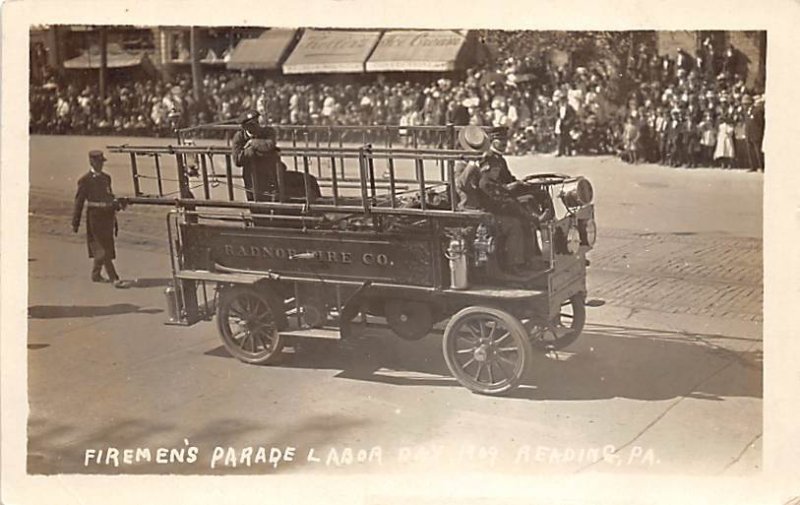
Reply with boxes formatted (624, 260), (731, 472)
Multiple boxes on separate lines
(477, 141), (532, 273)
(231, 110), (280, 201)
(480, 138), (551, 256)
(72, 150), (128, 288)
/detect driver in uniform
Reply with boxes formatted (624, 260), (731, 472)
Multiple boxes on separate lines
(476, 142), (534, 274)
(480, 137), (552, 255)
(232, 110), (280, 202)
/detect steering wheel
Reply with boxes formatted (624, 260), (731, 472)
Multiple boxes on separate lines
(522, 173), (570, 185)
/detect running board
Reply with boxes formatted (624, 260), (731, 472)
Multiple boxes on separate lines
(280, 321), (446, 340)
(279, 327), (342, 340)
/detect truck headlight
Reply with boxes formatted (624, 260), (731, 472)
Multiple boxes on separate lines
(561, 177), (594, 208)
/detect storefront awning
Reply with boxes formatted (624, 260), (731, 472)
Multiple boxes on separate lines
(226, 29), (297, 70)
(282, 29), (381, 74)
(63, 45), (150, 69)
(366, 30), (470, 72)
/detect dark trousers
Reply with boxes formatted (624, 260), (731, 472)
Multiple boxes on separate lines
(557, 132), (571, 156)
(92, 258), (119, 281)
(747, 140), (764, 170)
(496, 215), (526, 268)
(701, 145), (715, 166)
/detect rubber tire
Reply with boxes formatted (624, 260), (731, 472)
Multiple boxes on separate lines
(385, 299), (434, 341)
(442, 306), (532, 395)
(216, 285), (285, 365)
(529, 293), (586, 351)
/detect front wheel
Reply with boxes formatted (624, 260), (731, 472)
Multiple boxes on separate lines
(216, 285), (285, 364)
(528, 293), (586, 351)
(443, 306), (532, 395)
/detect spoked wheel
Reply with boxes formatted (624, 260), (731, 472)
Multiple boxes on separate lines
(443, 306), (532, 395)
(216, 285), (285, 364)
(528, 293), (586, 351)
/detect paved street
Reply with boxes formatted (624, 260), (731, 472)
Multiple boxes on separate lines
(26, 135), (762, 476)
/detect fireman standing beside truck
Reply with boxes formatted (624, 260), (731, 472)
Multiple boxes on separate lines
(71, 150), (129, 288)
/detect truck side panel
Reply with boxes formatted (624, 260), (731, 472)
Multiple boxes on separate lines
(180, 224), (439, 287)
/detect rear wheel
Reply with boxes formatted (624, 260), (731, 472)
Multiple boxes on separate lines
(385, 299), (434, 341)
(528, 293), (586, 351)
(443, 306), (531, 395)
(217, 285), (285, 364)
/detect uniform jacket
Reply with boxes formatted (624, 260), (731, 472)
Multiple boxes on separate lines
(232, 125), (278, 167)
(476, 157), (528, 219)
(232, 125), (279, 199)
(72, 170), (117, 259)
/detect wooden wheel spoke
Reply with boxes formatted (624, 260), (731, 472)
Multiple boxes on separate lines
(494, 331), (511, 346)
(494, 357), (513, 380)
(252, 308), (272, 322)
(496, 345), (519, 354)
(487, 321), (498, 341)
(251, 320), (275, 332)
(497, 354), (519, 369)
(487, 363), (495, 384)
(253, 331), (269, 352)
(238, 333), (252, 351)
(464, 323), (481, 340)
(229, 302), (246, 319)
(456, 347), (475, 355)
(461, 357), (476, 369)
(242, 296), (254, 313)
(474, 363), (485, 382)
(457, 331), (479, 345)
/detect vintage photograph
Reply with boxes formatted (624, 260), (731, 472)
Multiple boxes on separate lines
(24, 24), (764, 478)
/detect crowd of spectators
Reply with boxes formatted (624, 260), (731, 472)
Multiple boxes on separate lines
(29, 34), (765, 169)
(612, 40), (765, 170)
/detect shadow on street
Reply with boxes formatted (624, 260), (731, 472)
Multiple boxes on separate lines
(28, 304), (163, 319)
(205, 322), (762, 402)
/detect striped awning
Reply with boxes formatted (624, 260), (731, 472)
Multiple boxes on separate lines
(226, 29), (297, 70)
(63, 44), (150, 69)
(282, 29), (381, 74)
(366, 30), (469, 72)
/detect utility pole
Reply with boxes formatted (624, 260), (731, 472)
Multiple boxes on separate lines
(190, 26), (204, 102)
(99, 26), (108, 101)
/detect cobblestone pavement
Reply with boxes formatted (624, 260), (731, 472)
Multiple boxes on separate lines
(29, 187), (763, 323)
(589, 229), (762, 322)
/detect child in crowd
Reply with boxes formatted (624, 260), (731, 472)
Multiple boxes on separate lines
(698, 112), (717, 166)
(622, 116), (640, 164)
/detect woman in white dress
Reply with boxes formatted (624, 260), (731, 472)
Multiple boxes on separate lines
(714, 115), (735, 168)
